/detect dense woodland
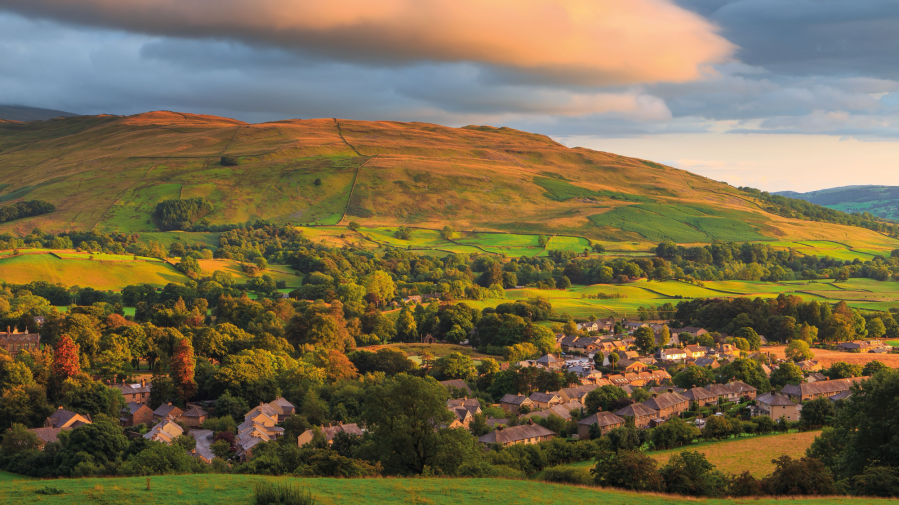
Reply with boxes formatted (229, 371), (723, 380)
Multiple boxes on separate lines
(0, 200), (55, 224)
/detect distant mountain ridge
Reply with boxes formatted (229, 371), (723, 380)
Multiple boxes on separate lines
(0, 105), (79, 122)
(774, 185), (899, 221)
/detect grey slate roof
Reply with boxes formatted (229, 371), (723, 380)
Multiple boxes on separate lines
(614, 403), (657, 417)
(578, 411), (625, 428)
(478, 423), (555, 444)
(756, 392), (796, 407)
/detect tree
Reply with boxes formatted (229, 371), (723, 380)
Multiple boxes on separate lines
(55, 421), (129, 476)
(347, 221), (360, 231)
(0, 423), (43, 455)
(826, 361), (862, 379)
(867, 318), (886, 338)
(799, 398), (835, 430)
(634, 327), (656, 354)
(394, 307), (418, 342)
(658, 326), (671, 347)
(504, 343), (537, 363)
(591, 450), (663, 491)
(361, 375), (454, 474)
(51, 334), (81, 387)
(432, 352), (476, 381)
(363, 271), (396, 307)
(761, 456), (837, 496)
(584, 385), (628, 414)
(716, 358), (771, 392)
(862, 360), (889, 377)
(477, 357), (500, 377)
(733, 327), (762, 350)
(608, 352), (619, 370)
(211, 439), (232, 459)
(593, 351), (604, 368)
(770, 361), (803, 387)
(785, 340), (814, 362)
(170, 339), (197, 400)
(672, 365), (714, 389)
(661, 450), (727, 497)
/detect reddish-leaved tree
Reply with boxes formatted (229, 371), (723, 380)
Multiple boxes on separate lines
(51, 334), (81, 383)
(171, 338), (197, 400)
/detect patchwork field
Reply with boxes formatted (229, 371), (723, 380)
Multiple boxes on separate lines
(0, 473), (881, 505)
(468, 278), (899, 319)
(765, 345), (899, 367)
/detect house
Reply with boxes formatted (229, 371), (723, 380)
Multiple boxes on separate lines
(447, 397), (482, 415)
(557, 384), (600, 403)
(613, 403), (658, 429)
(298, 422), (364, 447)
(716, 343), (739, 357)
(528, 392), (563, 409)
(266, 397), (296, 422)
(0, 327), (41, 358)
(671, 327), (708, 338)
(499, 394), (535, 414)
(536, 354), (563, 369)
(403, 295), (423, 305)
(439, 379), (473, 395)
(754, 393), (799, 422)
(478, 422), (555, 446)
(524, 404), (575, 422)
(829, 390), (852, 402)
(655, 348), (687, 361)
(836, 340), (879, 352)
(144, 419), (184, 444)
(682, 387), (718, 407)
(705, 381), (757, 401)
(120, 402), (153, 427)
(44, 407), (91, 429)
(797, 360), (823, 372)
(781, 377), (866, 403)
(112, 379), (152, 405)
(448, 407), (474, 428)
(577, 411), (625, 438)
(642, 392), (689, 420)
(558, 335), (581, 351)
(180, 406), (209, 427)
(806, 373), (828, 383)
(684, 345), (710, 359)
(617, 359), (649, 373)
(29, 427), (66, 449)
(236, 405), (288, 459)
(693, 357), (719, 369)
(623, 321), (648, 331)
(153, 402), (184, 422)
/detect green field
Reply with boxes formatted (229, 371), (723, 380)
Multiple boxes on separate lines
(468, 278), (899, 318)
(0, 253), (187, 290)
(589, 203), (769, 243)
(0, 473), (879, 505)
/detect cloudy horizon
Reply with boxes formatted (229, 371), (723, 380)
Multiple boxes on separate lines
(2, 0), (899, 192)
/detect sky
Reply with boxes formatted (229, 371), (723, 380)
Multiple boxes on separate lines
(1, 0), (899, 192)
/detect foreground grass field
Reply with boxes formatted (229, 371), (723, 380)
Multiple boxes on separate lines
(0, 253), (187, 290)
(0, 473), (880, 505)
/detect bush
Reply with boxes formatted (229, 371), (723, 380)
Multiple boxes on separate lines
(314, 178), (322, 186)
(540, 465), (592, 485)
(221, 156), (239, 166)
(253, 482), (316, 505)
(35, 486), (65, 495)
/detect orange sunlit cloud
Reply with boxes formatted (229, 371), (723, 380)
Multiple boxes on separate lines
(3, 0), (734, 86)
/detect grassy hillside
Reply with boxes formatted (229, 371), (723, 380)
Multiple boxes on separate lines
(0, 473), (880, 505)
(777, 186), (899, 221)
(1, 111), (897, 250)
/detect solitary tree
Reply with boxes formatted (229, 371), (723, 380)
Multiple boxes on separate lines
(785, 340), (814, 362)
(51, 334), (81, 385)
(634, 327), (657, 354)
(170, 338), (197, 400)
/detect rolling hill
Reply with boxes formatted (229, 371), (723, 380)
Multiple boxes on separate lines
(0, 104), (79, 122)
(777, 185), (899, 221)
(0, 111), (896, 251)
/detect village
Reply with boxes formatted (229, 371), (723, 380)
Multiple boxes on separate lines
(4, 314), (889, 465)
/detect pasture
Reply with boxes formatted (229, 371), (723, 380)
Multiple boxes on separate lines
(0, 253), (186, 290)
(0, 473), (880, 505)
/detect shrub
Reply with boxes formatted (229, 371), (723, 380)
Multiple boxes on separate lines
(221, 156), (239, 166)
(35, 486), (65, 495)
(253, 482), (316, 505)
(314, 178), (322, 186)
(540, 465), (592, 485)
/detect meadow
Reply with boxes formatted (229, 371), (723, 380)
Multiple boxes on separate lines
(535, 431), (820, 483)
(0, 472), (881, 505)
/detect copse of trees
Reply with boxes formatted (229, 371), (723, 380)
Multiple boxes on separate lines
(0, 200), (55, 223)
(153, 197), (214, 231)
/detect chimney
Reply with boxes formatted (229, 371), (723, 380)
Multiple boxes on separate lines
(167, 402), (172, 406)
(497, 426), (504, 431)
(527, 419), (534, 425)
(652, 392), (658, 398)
(58, 406), (63, 410)
(141, 379), (146, 387)
(668, 388), (673, 393)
